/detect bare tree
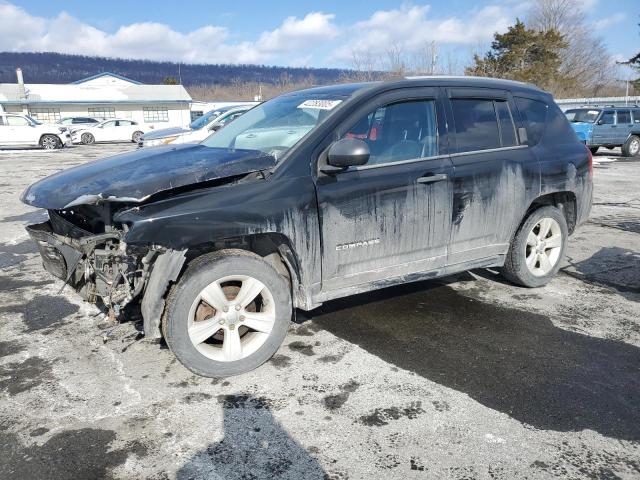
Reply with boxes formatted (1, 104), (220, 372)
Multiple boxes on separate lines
(385, 43), (408, 76)
(410, 41), (439, 75)
(528, 0), (616, 97)
(348, 50), (379, 81)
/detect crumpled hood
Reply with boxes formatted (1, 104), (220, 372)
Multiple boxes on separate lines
(570, 122), (593, 142)
(142, 126), (191, 140)
(21, 144), (276, 209)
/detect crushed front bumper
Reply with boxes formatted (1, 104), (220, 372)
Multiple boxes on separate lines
(26, 221), (83, 282)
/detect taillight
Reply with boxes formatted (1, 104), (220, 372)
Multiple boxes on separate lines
(586, 144), (593, 178)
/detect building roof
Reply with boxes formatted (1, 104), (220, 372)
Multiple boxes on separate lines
(70, 72), (142, 85)
(0, 83), (192, 105)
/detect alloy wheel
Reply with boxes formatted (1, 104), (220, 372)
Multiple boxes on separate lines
(187, 275), (276, 362)
(41, 136), (58, 150)
(525, 217), (562, 277)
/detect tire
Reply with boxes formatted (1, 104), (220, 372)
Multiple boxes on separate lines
(40, 134), (60, 150)
(81, 132), (95, 145)
(132, 131), (143, 143)
(163, 249), (292, 377)
(621, 135), (640, 157)
(589, 147), (599, 155)
(501, 206), (568, 287)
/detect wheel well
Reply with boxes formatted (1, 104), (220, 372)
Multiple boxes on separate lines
(528, 192), (577, 233)
(180, 233), (304, 307)
(39, 134), (58, 143)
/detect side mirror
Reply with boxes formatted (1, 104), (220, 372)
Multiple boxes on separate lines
(596, 119), (604, 125)
(322, 138), (370, 173)
(209, 124), (222, 132)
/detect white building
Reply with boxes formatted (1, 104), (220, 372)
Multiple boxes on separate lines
(0, 71), (193, 128)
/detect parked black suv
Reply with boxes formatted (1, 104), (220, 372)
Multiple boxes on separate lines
(22, 77), (592, 377)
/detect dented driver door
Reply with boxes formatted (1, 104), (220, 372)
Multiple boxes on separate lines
(315, 88), (453, 295)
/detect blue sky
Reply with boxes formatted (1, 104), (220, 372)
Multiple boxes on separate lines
(1, 0), (637, 73)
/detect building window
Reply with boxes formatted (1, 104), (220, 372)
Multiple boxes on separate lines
(28, 108), (61, 122)
(143, 107), (169, 122)
(191, 110), (204, 122)
(88, 107), (116, 119)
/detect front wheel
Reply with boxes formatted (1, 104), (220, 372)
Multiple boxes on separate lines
(589, 146), (599, 155)
(40, 135), (61, 150)
(622, 135), (640, 157)
(132, 131), (143, 143)
(163, 250), (292, 377)
(501, 206), (568, 287)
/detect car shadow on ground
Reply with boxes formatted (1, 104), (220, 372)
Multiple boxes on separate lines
(177, 395), (326, 480)
(308, 280), (640, 442)
(564, 246), (640, 301)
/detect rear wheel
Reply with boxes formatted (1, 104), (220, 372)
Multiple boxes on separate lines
(622, 135), (640, 157)
(132, 131), (143, 143)
(163, 250), (292, 377)
(81, 132), (95, 145)
(40, 135), (60, 150)
(501, 206), (568, 287)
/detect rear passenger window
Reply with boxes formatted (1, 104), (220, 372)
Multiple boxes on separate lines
(451, 99), (500, 152)
(617, 110), (631, 124)
(343, 99), (438, 165)
(515, 97), (547, 146)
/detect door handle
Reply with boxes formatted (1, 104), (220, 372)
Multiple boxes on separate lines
(417, 173), (448, 184)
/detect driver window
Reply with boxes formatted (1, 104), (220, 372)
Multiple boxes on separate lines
(600, 111), (615, 125)
(102, 121), (116, 128)
(342, 99), (438, 165)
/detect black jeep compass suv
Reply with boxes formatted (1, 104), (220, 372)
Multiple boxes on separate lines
(22, 77), (592, 377)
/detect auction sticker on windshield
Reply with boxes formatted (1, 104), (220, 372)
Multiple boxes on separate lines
(297, 99), (342, 110)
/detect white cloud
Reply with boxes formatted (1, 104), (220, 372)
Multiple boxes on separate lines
(592, 13), (625, 31)
(258, 13), (338, 54)
(0, 2), (338, 65)
(331, 4), (515, 63)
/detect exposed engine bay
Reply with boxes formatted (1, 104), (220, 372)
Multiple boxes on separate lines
(27, 206), (160, 319)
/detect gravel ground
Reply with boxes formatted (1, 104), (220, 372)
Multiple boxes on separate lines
(0, 143), (638, 480)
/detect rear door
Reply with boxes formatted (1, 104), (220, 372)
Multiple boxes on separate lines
(5, 115), (34, 144)
(0, 115), (13, 145)
(615, 109), (633, 144)
(95, 120), (117, 141)
(445, 89), (539, 265)
(315, 88), (454, 292)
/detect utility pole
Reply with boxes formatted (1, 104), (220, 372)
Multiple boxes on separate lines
(430, 41), (437, 75)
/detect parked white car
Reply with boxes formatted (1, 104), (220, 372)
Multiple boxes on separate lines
(140, 105), (253, 147)
(0, 113), (71, 149)
(71, 119), (149, 145)
(56, 116), (102, 130)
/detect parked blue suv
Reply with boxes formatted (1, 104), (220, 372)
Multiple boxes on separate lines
(565, 106), (640, 157)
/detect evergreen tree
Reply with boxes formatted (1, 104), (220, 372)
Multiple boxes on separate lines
(465, 19), (568, 92)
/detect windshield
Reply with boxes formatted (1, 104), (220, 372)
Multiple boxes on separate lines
(25, 115), (41, 125)
(200, 94), (344, 160)
(189, 108), (228, 130)
(565, 109), (601, 123)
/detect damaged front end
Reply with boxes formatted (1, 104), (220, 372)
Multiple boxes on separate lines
(26, 205), (184, 337)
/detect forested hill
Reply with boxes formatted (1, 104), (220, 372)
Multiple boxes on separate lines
(0, 52), (349, 86)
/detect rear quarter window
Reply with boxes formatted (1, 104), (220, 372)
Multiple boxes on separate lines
(544, 103), (579, 144)
(514, 97), (546, 145)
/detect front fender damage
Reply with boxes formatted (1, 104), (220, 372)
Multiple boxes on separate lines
(140, 249), (186, 340)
